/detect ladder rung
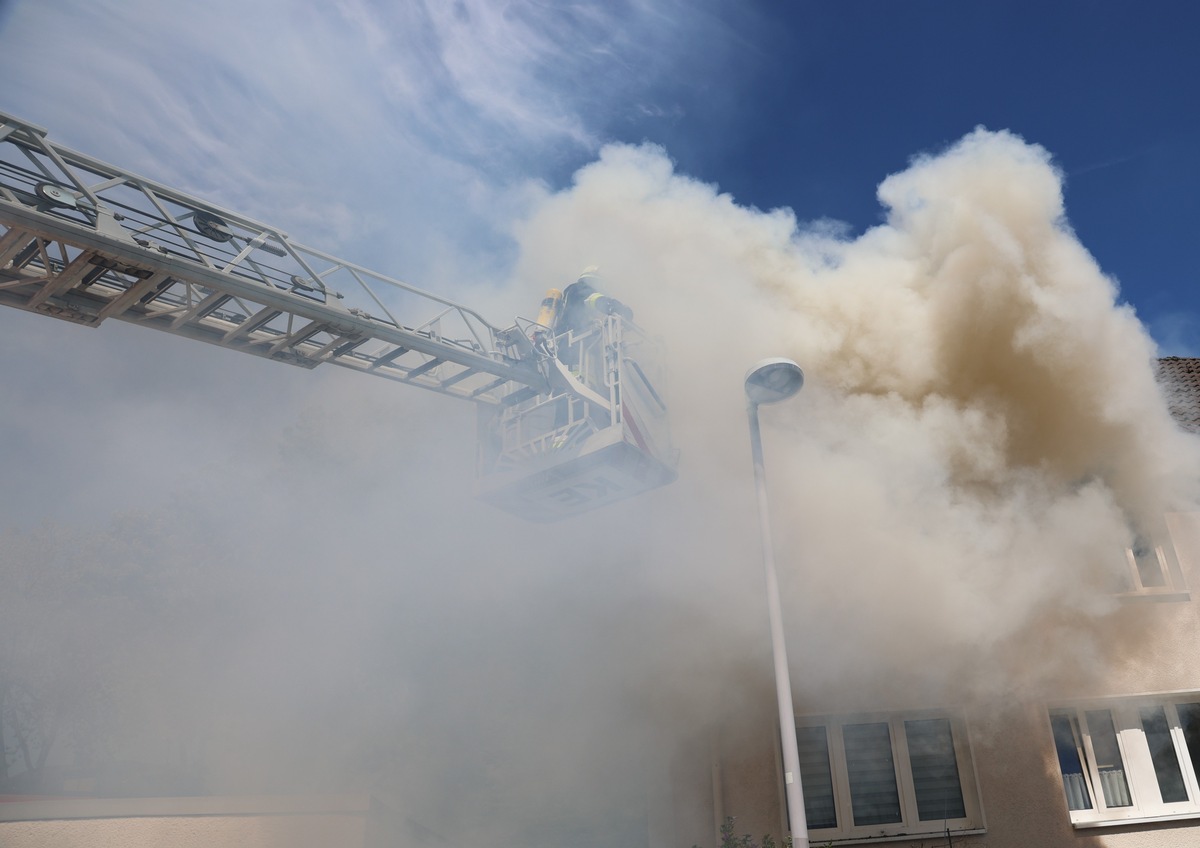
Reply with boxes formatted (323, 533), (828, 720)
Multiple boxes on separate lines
(222, 307), (280, 342)
(471, 375), (510, 398)
(0, 227), (33, 265)
(404, 357), (443, 380)
(94, 272), (171, 321)
(440, 367), (477, 389)
(267, 319), (326, 355)
(170, 290), (230, 328)
(27, 252), (96, 307)
(368, 345), (409, 371)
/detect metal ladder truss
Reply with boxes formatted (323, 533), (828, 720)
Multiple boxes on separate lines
(0, 112), (548, 404)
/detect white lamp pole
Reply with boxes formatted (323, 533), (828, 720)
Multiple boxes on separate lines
(744, 358), (808, 848)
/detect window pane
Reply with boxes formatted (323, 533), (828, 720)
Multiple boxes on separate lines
(905, 718), (966, 820)
(1140, 706), (1188, 803)
(796, 725), (837, 829)
(1131, 541), (1167, 588)
(843, 722), (902, 825)
(1085, 710), (1132, 807)
(1176, 703), (1200, 789)
(1050, 713), (1092, 811)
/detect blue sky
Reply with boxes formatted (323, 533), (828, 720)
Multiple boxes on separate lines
(2, 0), (1195, 353)
(597, 1), (1200, 355)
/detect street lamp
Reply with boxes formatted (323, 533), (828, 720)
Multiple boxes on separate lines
(744, 358), (808, 848)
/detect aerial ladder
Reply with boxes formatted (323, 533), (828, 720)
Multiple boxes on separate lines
(0, 112), (678, 521)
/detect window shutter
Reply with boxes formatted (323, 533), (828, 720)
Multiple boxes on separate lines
(905, 718), (966, 820)
(843, 722), (902, 825)
(796, 725), (838, 829)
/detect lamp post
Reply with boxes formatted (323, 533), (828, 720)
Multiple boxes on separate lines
(744, 358), (808, 848)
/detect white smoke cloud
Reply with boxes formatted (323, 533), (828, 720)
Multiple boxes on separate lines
(6, 120), (1195, 844)
(510, 128), (1200, 712)
(2, 2), (1198, 844)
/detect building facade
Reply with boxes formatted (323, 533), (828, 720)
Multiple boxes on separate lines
(667, 357), (1200, 848)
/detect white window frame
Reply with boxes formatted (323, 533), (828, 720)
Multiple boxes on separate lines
(795, 710), (985, 844)
(1050, 695), (1200, 827)
(1117, 528), (1188, 601)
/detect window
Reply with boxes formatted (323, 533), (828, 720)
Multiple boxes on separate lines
(795, 711), (984, 843)
(1050, 696), (1200, 826)
(1118, 531), (1187, 599)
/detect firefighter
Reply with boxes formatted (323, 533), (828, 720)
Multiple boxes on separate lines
(539, 268), (632, 433)
(557, 267), (633, 334)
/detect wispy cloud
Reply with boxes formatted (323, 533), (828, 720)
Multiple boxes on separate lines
(0, 0), (724, 288)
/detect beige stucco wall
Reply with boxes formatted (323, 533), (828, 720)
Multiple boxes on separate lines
(667, 512), (1200, 848)
(970, 702), (1200, 848)
(0, 795), (422, 848)
(0, 815), (368, 848)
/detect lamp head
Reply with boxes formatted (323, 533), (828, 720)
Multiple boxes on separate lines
(744, 358), (804, 405)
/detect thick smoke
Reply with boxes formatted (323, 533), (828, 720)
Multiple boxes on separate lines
(511, 128), (1200, 708)
(3, 127), (1198, 847)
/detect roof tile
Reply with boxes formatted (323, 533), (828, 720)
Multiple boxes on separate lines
(1157, 357), (1200, 433)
